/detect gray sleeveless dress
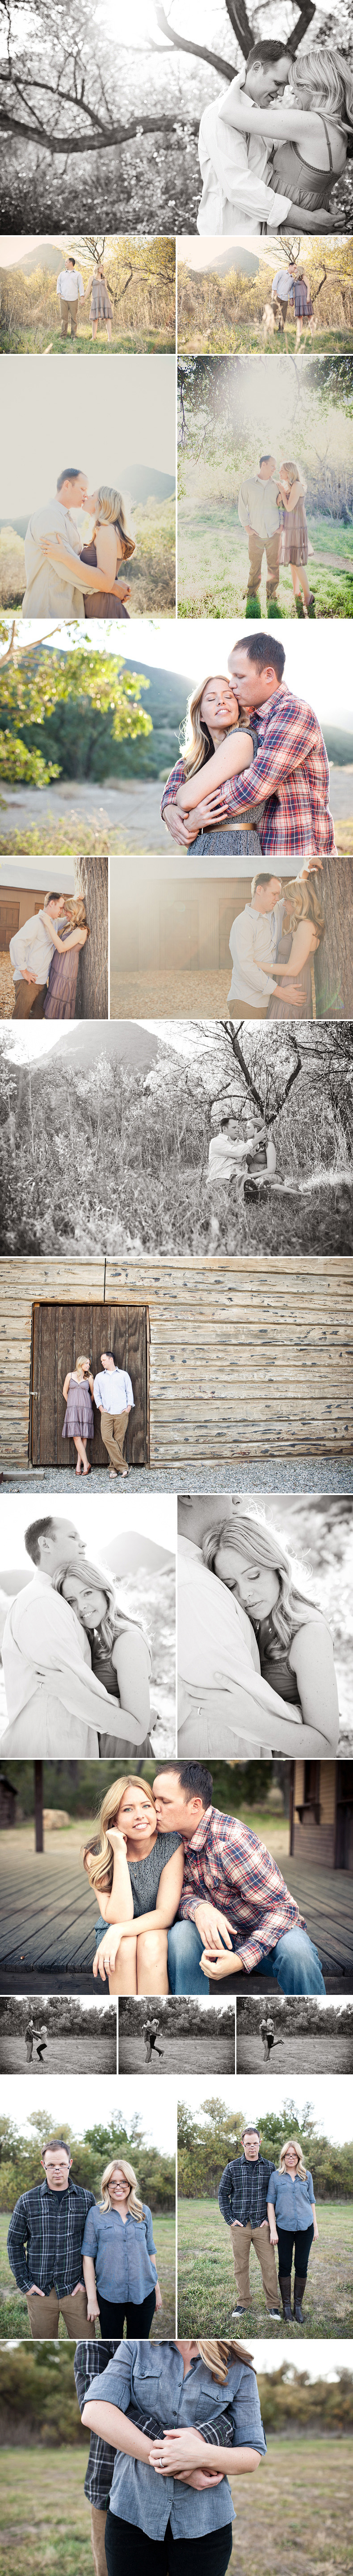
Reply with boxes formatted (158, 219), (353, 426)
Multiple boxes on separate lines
(185, 722), (267, 857)
(94, 1830), (182, 1946)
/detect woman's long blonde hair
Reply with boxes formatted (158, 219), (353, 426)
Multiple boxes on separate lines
(278, 2138), (308, 2182)
(54, 1560), (147, 1657)
(93, 485), (135, 559)
(280, 457), (306, 495)
(100, 2156), (143, 2221)
(65, 896), (89, 933)
(74, 1352), (91, 1383)
(182, 676), (244, 780)
(196, 2339), (255, 2381)
(84, 1773), (157, 1894)
(290, 47), (353, 122)
(202, 1506), (315, 1663)
(286, 875), (325, 943)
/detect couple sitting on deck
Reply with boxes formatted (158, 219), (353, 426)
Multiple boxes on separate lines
(87, 1762), (326, 2001)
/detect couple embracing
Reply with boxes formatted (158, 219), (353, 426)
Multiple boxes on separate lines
(0, 1514), (154, 1759)
(197, 37), (353, 237)
(88, 1761), (326, 2002)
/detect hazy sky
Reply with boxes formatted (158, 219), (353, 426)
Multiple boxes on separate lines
(0, 2073), (176, 2153)
(240, 2339), (353, 2379)
(0, 1493), (176, 1569)
(179, 2075), (353, 2147)
(2, 357), (175, 515)
(11, 615), (351, 727)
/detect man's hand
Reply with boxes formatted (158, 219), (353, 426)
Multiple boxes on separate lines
(26, 2284), (46, 2298)
(21, 968), (36, 985)
(71, 2279), (86, 2296)
(194, 1903), (234, 1953)
(163, 802), (200, 846)
(200, 1949), (242, 1981)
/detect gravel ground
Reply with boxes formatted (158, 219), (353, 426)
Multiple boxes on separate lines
(1, 1461), (352, 1492)
(0, 953), (15, 1017)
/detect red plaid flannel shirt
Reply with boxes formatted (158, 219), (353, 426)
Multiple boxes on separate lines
(161, 685), (335, 862)
(178, 1805), (306, 1973)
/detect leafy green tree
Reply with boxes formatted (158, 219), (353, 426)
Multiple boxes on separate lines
(0, 631), (151, 787)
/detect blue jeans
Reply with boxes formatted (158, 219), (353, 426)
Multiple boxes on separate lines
(167, 1920), (325, 1997)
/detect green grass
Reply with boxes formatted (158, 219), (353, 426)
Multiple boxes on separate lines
(0, 2438), (352, 2576)
(0, 2208), (175, 2339)
(0, 2449), (92, 2576)
(177, 498), (353, 620)
(177, 2197), (353, 2340)
(179, 323), (353, 355)
(0, 328), (174, 355)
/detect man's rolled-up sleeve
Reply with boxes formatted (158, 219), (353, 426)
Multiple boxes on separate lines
(7, 2199), (29, 2290)
(218, 2162), (235, 2225)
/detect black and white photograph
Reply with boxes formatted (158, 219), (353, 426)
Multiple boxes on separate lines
(0, 1495), (176, 1757)
(0, 1991), (118, 2073)
(177, 231), (353, 356)
(0, 355), (176, 621)
(177, 1490), (353, 1758)
(236, 1992), (353, 2071)
(118, 1994), (236, 2073)
(0, 853), (108, 1023)
(0, 233), (176, 354)
(1, 1017), (352, 1261)
(1, 3), (353, 238)
(0, 2074), (176, 2340)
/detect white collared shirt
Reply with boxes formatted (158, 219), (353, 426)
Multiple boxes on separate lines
(1, 1571), (109, 1734)
(9, 911), (56, 985)
(93, 1368), (134, 1415)
(238, 475), (281, 540)
(23, 497), (84, 619)
(56, 270), (84, 300)
(228, 899), (285, 1002)
(197, 71), (291, 236)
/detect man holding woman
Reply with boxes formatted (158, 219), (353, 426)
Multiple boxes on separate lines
(197, 40), (353, 237)
(161, 631), (336, 868)
(0, 1511), (152, 1757)
(91, 1759), (326, 2001)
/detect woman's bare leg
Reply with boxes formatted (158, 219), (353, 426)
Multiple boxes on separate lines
(108, 1935), (138, 1996)
(92, 321), (98, 340)
(296, 565), (311, 607)
(136, 1927), (169, 1995)
(74, 1436), (86, 1473)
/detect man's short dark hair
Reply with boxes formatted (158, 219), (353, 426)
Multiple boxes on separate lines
(235, 633), (286, 681)
(156, 1763), (213, 1808)
(251, 869), (282, 897)
(247, 39), (292, 66)
(241, 2125), (261, 2142)
(25, 1516), (56, 1565)
(57, 467), (84, 490)
(67, 258), (76, 267)
(259, 454), (274, 465)
(42, 2138), (71, 2158)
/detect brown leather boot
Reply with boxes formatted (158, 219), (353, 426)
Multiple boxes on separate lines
(294, 2273), (307, 2322)
(278, 2273), (292, 2320)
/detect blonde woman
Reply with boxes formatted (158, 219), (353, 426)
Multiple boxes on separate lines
(219, 50), (353, 231)
(43, 896), (89, 1020)
(80, 484), (135, 619)
(267, 2139), (318, 2322)
(55, 1564), (153, 1754)
(84, 1774), (184, 1995)
(277, 460), (314, 618)
(162, 674), (268, 859)
(87, 262), (114, 343)
(265, 873), (325, 1021)
(80, 2334), (266, 2576)
(202, 1509), (339, 1754)
(81, 2156), (162, 2339)
(62, 1354), (94, 1475)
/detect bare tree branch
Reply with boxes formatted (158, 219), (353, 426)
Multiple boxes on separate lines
(152, 2), (235, 81)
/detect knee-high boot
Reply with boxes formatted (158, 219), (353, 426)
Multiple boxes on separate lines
(294, 2272), (307, 2323)
(278, 2273), (292, 2320)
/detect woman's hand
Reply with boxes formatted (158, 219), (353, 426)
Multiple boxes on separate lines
(268, 2223), (278, 2246)
(164, 802), (200, 846)
(312, 2218), (319, 2241)
(86, 2289), (101, 2320)
(108, 1827), (128, 1854)
(181, 2468), (224, 2489)
(115, 580), (131, 601)
(92, 1925), (124, 1982)
(40, 533), (63, 556)
(155, 2280), (163, 2311)
(149, 2430), (213, 2478)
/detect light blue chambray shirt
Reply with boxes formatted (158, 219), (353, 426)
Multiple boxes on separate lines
(82, 2340), (267, 2539)
(267, 2169), (315, 2230)
(81, 2203), (157, 2303)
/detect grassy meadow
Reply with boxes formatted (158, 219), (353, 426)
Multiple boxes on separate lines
(177, 2196), (353, 2341)
(0, 2207), (175, 2340)
(177, 251), (353, 357)
(0, 2438), (351, 2576)
(177, 498), (353, 621)
(0, 248), (175, 355)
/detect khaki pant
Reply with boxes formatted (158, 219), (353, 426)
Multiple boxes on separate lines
(13, 978), (46, 1020)
(90, 2505), (108, 2576)
(100, 1407), (129, 1473)
(59, 295), (78, 337)
(227, 996), (269, 1020)
(230, 2217), (278, 2312)
(247, 530), (280, 600)
(26, 2283), (96, 2339)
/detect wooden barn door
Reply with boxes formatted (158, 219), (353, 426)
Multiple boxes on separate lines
(30, 1303), (148, 1467)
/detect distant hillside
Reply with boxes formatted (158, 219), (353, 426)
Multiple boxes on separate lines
(324, 727), (353, 764)
(119, 465), (175, 505)
(0, 242), (62, 277)
(189, 245), (259, 280)
(47, 1022), (160, 1076)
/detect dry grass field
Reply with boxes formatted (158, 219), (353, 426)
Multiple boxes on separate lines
(0, 2029), (117, 2074)
(177, 2197), (353, 2342)
(118, 2030), (235, 2076)
(0, 2439), (351, 2576)
(237, 2032), (353, 2074)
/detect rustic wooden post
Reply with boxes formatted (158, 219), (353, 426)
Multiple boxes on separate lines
(34, 1760), (44, 1853)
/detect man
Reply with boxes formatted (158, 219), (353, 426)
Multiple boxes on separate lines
(238, 454), (281, 611)
(260, 2011), (284, 2063)
(271, 264), (296, 331)
(56, 255), (85, 339)
(227, 869), (286, 1015)
(25, 2018), (34, 2064)
(152, 1762), (326, 1997)
(192, 632), (335, 865)
(9, 893), (67, 1022)
(197, 40), (293, 237)
(74, 2338), (117, 2576)
(7, 2136), (96, 2340)
(93, 1349), (134, 1479)
(177, 1497), (312, 1763)
(22, 465), (125, 618)
(142, 2015), (164, 2065)
(208, 1110), (276, 1186)
(219, 2123), (280, 2318)
(0, 1513), (118, 1755)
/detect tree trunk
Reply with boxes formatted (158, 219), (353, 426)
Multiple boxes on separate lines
(315, 855), (353, 1019)
(74, 854), (108, 1019)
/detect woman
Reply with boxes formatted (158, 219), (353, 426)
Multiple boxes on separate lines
(80, 2335), (266, 2576)
(264, 875), (325, 1021)
(54, 1565), (153, 1756)
(82, 2157), (162, 2339)
(84, 1774), (184, 1995)
(202, 1508), (339, 1754)
(62, 1354), (94, 1475)
(87, 262), (114, 343)
(292, 273), (314, 348)
(277, 459), (315, 618)
(267, 2138), (318, 2323)
(163, 675), (269, 859)
(79, 484), (135, 620)
(219, 50), (353, 230)
(43, 896), (89, 1020)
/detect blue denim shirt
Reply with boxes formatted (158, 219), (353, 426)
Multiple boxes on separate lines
(82, 2339), (266, 2539)
(267, 2169), (315, 2230)
(81, 2203), (157, 2302)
